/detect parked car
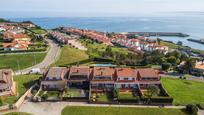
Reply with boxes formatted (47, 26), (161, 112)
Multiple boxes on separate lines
(30, 68), (41, 74)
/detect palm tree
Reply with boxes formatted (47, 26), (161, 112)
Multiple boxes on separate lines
(157, 38), (161, 45)
(183, 58), (196, 74)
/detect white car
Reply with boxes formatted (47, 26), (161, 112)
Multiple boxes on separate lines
(30, 68), (41, 74)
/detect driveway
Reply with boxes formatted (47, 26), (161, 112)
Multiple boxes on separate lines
(15, 39), (61, 75)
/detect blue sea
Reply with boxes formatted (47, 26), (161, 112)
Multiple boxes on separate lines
(8, 16), (204, 50)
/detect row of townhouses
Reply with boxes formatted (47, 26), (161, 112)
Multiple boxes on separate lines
(48, 31), (87, 50)
(111, 34), (168, 53)
(62, 27), (168, 53)
(64, 27), (113, 46)
(41, 66), (161, 94)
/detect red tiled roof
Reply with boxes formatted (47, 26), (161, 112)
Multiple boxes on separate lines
(137, 68), (159, 78)
(93, 67), (114, 77)
(69, 66), (90, 75)
(116, 68), (137, 78)
(4, 32), (31, 39)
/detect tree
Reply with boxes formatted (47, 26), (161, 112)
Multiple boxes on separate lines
(183, 58), (196, 74)
(162, 63), (171, 71)
(157, 38), (161, 45)
(112, 88), (119, 100)
(186, 104), (198, 115)
(0, 97), (3, 106)
(145, 85), (160, 104)
(167, 56), (177, 65)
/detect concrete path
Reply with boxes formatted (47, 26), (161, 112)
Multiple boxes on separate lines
(2, 101), (185, 115)
(198, 110), (204, 115)
(15, 39), (61, 75)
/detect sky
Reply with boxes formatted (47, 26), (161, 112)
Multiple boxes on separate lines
(0, 0), (204, 18)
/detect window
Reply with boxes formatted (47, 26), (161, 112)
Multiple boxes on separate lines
(124, 78), (129, 80)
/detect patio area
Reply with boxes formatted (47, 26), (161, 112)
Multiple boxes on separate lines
(63, 88), (88, 98)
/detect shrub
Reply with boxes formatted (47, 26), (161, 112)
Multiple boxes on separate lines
(162, 63), (171, 71)
(41, 94), (48, 100)
(197, 104), (204, 110)
(0, 97), (3, 106)
(186, 104), (198, 115)
(112, 88), (119, 100)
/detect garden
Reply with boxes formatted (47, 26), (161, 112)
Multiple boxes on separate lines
(0, 74), (41, 106)
(37, 90), (61, 101)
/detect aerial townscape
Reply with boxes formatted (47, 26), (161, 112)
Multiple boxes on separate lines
(1, 1), (204, 115)
(0, 17), (204, 115)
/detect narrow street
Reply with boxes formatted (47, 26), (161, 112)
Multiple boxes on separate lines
(15, 39), (61, 75)
(1, 101), (185, 115)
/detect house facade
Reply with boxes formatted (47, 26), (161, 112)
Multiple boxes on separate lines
(41, 66), (161, 95)
(115, 68), (139, 92)
(67, 66), (90, 88)
(41, 67), (67, 91)
(90, 67), (115, 92)
(0, 69), (16, 96)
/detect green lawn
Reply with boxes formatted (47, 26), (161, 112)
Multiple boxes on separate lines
(111, 47), (131, 55)
(160, 41), (204, 54)
(63, 89), (81, 97)
(0, 53), (46, 71)
(162, 77), (204, 105)
(1, 74), (41, 105)
(30, 28), (47, 34)
(118, 92), (139, 100)
(55, 46), (90, 66)
(47, 91), (60, 97)
(61, 106), (187, 115)
(3, 112), (33, 115)
(97, 93), (109, 102)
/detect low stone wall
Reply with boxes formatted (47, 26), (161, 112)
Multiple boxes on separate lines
(0, 105), (10, 112)
(14, 84), (36, 109)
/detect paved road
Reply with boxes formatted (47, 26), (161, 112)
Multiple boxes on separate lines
(15, 39), (61, 75)
(198, 110), (204, 115)
(1, 101), (185, 115)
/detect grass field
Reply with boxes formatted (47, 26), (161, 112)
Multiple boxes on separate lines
(3, 112), (33, 115)
(162, 77), (204, 105)
(55, 46), (90, 66)
(1, 74), (41, 105)
(30, 28), (47, 34)
(160, 41), (204, 54)
(61, 106), (187, 115)
(0, 53), (46, 71)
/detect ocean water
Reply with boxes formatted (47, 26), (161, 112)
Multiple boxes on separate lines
(8, 16), (204, 50)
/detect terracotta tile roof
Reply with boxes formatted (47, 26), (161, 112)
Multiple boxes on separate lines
(116, 68), (137, 78)
(195, 62), (204, 71)
(46, 67), (67, 79)
(4, 32), (31, 40)
(69, 66), (90, 76)
(93, 67), (114, 77)
(137, 68), (159, 78)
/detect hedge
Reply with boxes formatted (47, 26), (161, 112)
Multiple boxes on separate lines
(0, 49), (46, 53)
